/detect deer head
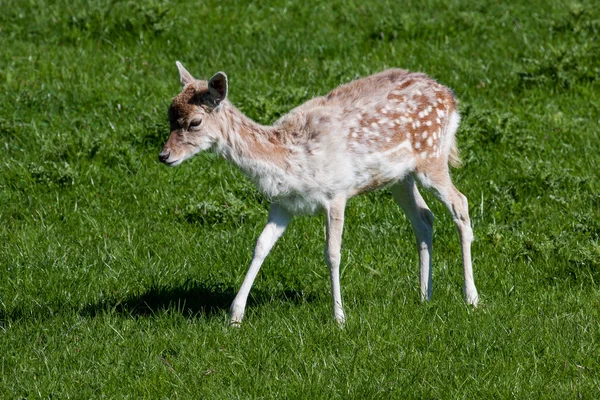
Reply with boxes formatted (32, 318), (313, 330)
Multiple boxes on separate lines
(158, 62), (228, 166)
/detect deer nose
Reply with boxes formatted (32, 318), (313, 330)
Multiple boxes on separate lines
(158, 150), (170, 163)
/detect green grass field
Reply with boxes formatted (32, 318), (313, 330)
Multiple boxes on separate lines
(1, 0), (599, 397)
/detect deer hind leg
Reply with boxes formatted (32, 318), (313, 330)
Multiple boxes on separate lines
(415, 168), (478, 306)
(230, 204), (292, 326)
(391, 176), (434, 301)
(324, 195), (347, 325)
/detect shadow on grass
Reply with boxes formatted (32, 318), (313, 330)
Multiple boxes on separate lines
(81, 280), (316, 319)
(82, 282), (235, 318)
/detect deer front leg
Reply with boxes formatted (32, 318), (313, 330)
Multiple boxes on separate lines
(230, 204), (291, 325)
(325, 196), (347, 325)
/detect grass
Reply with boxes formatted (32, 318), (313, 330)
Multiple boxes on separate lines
(1, 0), (599, 397)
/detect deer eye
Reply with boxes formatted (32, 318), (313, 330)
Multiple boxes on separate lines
(188, 118), (202, 130)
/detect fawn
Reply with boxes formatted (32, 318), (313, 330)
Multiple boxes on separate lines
(159, 62), (478, 325)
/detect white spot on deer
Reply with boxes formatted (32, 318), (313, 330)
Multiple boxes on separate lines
(427, 137), (433, 147)
(437, 109), (445, 117)
(382, 140), (412, 155)
(422, 131), (428, 139)
(426, 121), (432, 126)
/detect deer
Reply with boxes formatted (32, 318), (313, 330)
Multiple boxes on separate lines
(158, 62), (479, 326)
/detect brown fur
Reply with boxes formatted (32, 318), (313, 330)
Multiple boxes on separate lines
(166, 68), (461, 172)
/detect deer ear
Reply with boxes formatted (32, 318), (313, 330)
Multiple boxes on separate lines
(208, 72), (228, 106)
(176, 61), (195, 86)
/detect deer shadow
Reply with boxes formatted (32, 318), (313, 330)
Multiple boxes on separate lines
(82, 280), (316, 319)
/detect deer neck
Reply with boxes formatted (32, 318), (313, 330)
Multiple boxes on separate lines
(213, 102), (287, 176)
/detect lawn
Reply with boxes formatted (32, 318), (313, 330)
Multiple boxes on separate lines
(1, 0), (599, 398)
